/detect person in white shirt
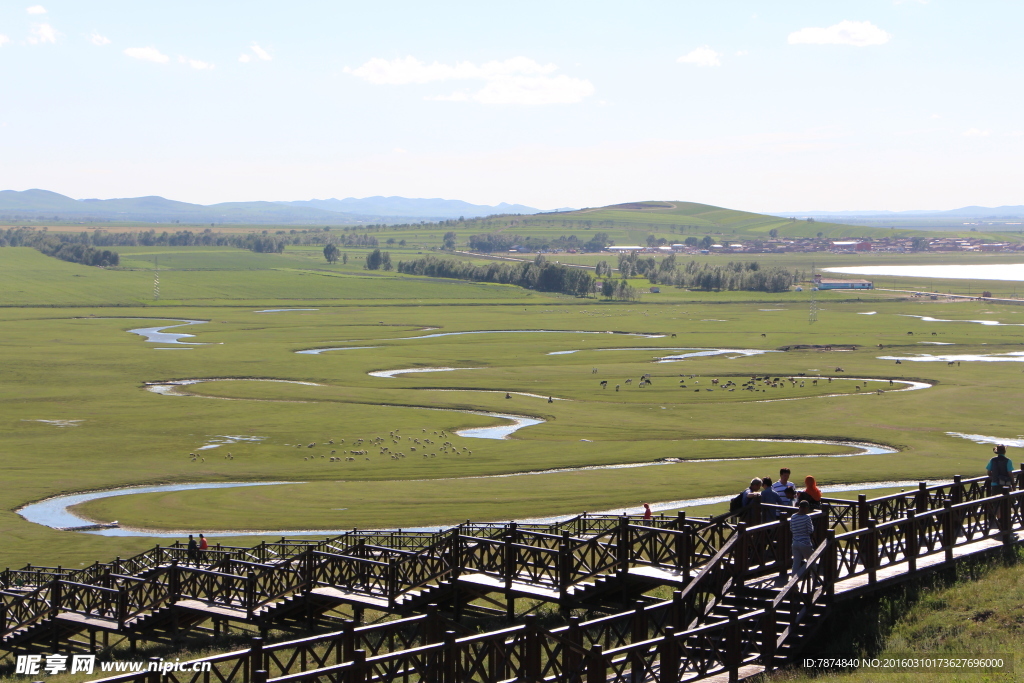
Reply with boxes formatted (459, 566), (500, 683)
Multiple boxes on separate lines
(772, 467), (797, 505)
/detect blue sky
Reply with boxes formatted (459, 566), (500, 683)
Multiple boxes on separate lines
(1, 1), (1020, 211)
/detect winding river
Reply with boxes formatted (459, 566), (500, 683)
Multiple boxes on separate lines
(19, 438), (902, 537)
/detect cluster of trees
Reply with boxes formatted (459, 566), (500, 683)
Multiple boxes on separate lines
(365, 249), (393, 270)
(1, 226), (385, 260)
(0, 228), (120, 266)
(600, 279), (639, 301)
(645, 234), (716, 249)
(614, 253), (798, 292)
(36, 238), (119, 267)
(467, 232), (612, 253)
(322, 243), (349, 264)
(397, 254), (593, 297)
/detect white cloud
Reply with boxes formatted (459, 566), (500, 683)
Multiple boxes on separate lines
(187, 57), (213, 70)
(0, 35), (9, 47)
(345, 55), (592, 105)
(26, 5), (46, 14)
(124, 46), (169, 64)
(250, 43), (271, 61)
(677, 46), (722, 67)
(27, 22), (56, 44)
(239, 43), (271, 63)
(89, 31), (110, 46)
(788, 20), (891, 47)
(735, 50), (749, 57)
(963, 128), (990, 137)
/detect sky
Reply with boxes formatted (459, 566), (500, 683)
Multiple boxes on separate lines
(1, 1), (1021, 212)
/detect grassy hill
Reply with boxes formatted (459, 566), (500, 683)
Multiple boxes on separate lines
(468, 201), (1020, 245)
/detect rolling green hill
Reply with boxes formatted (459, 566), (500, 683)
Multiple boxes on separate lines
(467, 200), (1019, 245)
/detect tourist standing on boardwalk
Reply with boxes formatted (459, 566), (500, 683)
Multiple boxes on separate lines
(772, 467), (797, 505)
(797, 475), (822, 510)
(759, 477), (784, 520)
(790, 500), (815, 577)
(986, 445), (1014, 490)
(642, 503), (652, 520)
(199, 534), (208, 563)
(187, 534), (198, 566)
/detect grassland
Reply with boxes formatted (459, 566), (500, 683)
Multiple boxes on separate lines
(2, 229), (1024, 572)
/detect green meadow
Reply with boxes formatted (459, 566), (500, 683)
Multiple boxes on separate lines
(1, 232), (1023, 571)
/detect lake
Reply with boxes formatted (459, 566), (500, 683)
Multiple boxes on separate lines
(823, 263), (1024, 282)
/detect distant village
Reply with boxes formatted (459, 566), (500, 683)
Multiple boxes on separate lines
(594, 235), (1022, 255)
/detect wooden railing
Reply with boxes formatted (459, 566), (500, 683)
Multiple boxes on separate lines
(6, 474), (1024, 675)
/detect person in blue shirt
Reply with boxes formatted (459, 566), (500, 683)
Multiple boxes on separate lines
(986, 444), (1014, 489)
(790, 500), (815, 577)
(759, 476), (784, 520)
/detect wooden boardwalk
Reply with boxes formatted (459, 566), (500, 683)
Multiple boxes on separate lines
(1, 472), (1021, 683)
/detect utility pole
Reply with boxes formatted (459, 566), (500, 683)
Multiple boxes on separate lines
(809, 261), (818, 324)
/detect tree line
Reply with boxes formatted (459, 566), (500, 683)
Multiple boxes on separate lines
(615, 253), (798, 292)
(397, 254), (594, 297)
(0, 228), (120, 266)
(467, 232), (611, 253)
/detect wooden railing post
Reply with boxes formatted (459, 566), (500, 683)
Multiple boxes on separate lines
(677, 524), (692, 580)
(387, 558), (398, 609)
(617, 516), (630, 576)
(863, 520), (878, 584)
(762, 604), (777, 671)
(147, 657), (160, 683)
(169, 560), (180, 600)
(671, 589), (685, 629)
(566, 616), (582, 679)
(425, 603), (440, 644)
(824, 529), (836, 601)
(857, 494), (868, 530)
(349, 649), (366, 683)
(524, 614), (541, 683)
(245, 571), (256, 620)
(942, 499), (955, 562)
(661, 626), (680, 683)
(302, 548), (313, 594)
(503, 527), (516, 621)
(779, 512), (792, 581)
(916, 482), (928, 514)
(632, 599), (647, 643)
(50, 579), (62, 619)
(726, 610), (741, 683)
(951, 476), (963, 505)
(586, 644), (605, 683)
(734, 523), (747, 587)
(117, 585), (128, 630)
(341, 619), (355, 661)
(1001, 488), (1012, 544)
(443, 631), (457, 683)
(253, 670), (267, 683)
(249, 636), (264, 680)
(558, 537), (571, 606)
(906, 511), (918, 573)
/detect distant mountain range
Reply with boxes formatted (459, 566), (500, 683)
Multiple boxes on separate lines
(276, 197), (541, 219)
(0, 189), (547, 224)
(776, 206), (1024, 219)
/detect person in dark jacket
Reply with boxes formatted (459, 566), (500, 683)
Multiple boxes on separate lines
(187, 534), (198, 566)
